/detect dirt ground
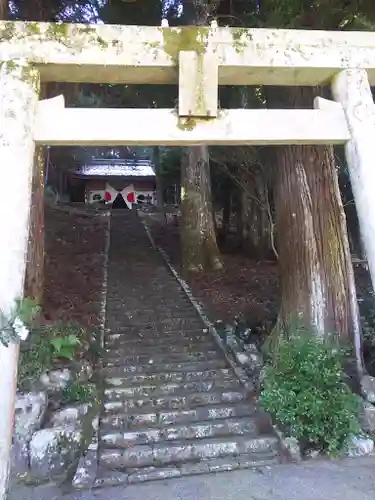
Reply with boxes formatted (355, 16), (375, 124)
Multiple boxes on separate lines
(146, 214), (375, 337)
(151, 219), (280, 326)
(43, 205), (374, 344)
(43, 204), (108, 328)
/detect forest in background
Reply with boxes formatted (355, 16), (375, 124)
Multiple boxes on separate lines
(2, 0), (375, 375)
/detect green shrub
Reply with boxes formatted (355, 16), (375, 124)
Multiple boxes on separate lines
(51, 334), (81, 360)
(260, 330), (362, 456)
(61, 380), (98, 405)
(18, 322), (89, 389)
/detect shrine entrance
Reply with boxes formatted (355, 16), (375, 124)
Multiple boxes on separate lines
(2, 19), (375, 497)
(112, 192), (129, 209)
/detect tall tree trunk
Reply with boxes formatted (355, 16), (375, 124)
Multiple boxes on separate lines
(221, 182), (231, 238)
(270, 87), (361, 369)
(181, 146), (223, 272)
(20, 2), (53, 306)
(240, 166), (273, 259)
(153, 146), (166, 222)
(24, 142), (45, 304)
(0, 0), (7, 20)
(180, 0), (222, 273)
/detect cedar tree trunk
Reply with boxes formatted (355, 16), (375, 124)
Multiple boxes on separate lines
(180, 0), (222, 273)
(240, 166), (273, 259)
(181, 146), (223, 272)
(272, 87), (361, 362)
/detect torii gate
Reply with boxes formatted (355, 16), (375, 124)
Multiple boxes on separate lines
(1, 20), (375, 496)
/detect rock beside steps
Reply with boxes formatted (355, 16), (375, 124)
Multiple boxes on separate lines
(95, 212), (282, 487)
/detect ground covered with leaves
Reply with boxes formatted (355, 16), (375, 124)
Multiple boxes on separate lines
(42, 207), (374, 375)
(148, 214), (280, 326)
(43, 204), (108, 327)
(147, 214), (375, 363)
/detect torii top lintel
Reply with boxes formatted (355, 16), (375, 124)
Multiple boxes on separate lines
(1, 21), (375, 86)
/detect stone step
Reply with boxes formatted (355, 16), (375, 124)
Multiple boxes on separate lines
(102, 359), (228, 377)
(100, 416), (261, 448)
(104, 368), (233, 388)
(110, 265), (170, 273)
(106, 299), (193, 310)
(104, 377), (241, 401)
(105, 333), (213, 349)
(99, 435), (279, 470)
(100, 402), (258, 430)
(105, 326), (209, 340)
(104, 340), (216, 356)
(94, 214), (282, 486)
(105, 310), (200, 324)
(110, 274), (176, 283)
(103, 389), (248, 414)
(106, 304), (195, 315)
(107, 304), (195, 315)
(107, 283), (181, 294)
(103, 349), (220, 367)
(94, 452), (280, 487)
(107, 279), (182, 289)
(106, 316), (203, 330)
(106, 289), (188, 299)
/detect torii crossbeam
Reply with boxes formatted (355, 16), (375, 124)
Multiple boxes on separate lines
(1, 21), (375, 498)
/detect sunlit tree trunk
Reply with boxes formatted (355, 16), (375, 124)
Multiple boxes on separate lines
(24, 142), (45, 304)
(181, 146), (223, 272)
(180, 0), (222, 273)
(19, 3), (53, 306)
(0, 0), (7, 20)
(270, 87), (362, 372)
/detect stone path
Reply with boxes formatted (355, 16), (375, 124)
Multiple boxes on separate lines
(94, 211), (282, 487)
(10, 457), (375, 500)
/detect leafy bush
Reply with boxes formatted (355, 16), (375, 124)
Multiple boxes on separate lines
(51, 334), (81, 360)
(260, 330), (362, 456)
(18, 322), (89, 388)
(61, 380), (98, 405)
(18, 333), (54, 384)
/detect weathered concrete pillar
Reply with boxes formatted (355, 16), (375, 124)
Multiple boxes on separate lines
(332, 69), (375, 292)
(0, 60), (40, 499)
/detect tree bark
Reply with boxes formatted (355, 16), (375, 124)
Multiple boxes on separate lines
(271, 87), (361, 355)
(24, 145), (45, 304)
(153, 146), (166, 222)
(19, 1), (58, 307)
(240, 166), (273, 259)
(181, 146), (223, 272)
(221, 182), (231, 238)
(180, 0), (222, 273)
(0, 0), (7, 20)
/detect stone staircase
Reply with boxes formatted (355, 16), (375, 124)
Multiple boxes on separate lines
(95, 211), (282, 487)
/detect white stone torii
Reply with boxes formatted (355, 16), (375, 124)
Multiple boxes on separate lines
(1, 21), (375, 496)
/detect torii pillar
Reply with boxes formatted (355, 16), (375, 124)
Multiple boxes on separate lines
(0, 60), (40, 499)
(332, 70), (375, 292)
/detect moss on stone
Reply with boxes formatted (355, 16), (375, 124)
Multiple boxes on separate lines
(0, 20), (110, 49)
(0, 21), (16, 41)
(231, 28), (253, 54)
(162, 27), (210, 62)
(27, 22), (42, 36)
(177, 117), (198, 131)
(46, 22), (69, 41)
(0, 60), (40, 92)
(194, 52), (206, 115)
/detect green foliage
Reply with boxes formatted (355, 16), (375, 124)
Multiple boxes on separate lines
(61, 379), (98, 405)
(0, 297), (40, 347)
(51, 334), (81, 360)
(15, 297), (40, 326)
(18, 322), (90, 389)
(18, 332), (54, 384)
(260, 329), (362, 456)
